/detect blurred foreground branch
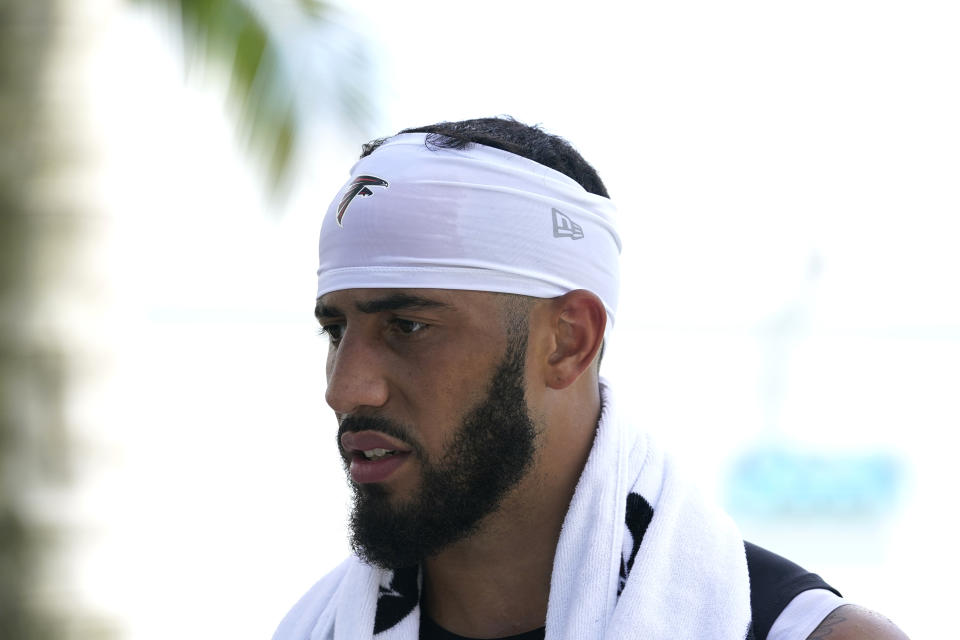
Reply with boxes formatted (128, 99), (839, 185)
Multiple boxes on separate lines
(1, 1), (105, 637)
(136, 0), (376, 191)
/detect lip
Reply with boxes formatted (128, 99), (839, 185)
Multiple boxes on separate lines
(340, 430), (413, 484)
(349, 451), (412, 483)
(340, 431), (412, 454)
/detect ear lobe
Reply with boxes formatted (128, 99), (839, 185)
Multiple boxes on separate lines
(545, 290), (606, 390)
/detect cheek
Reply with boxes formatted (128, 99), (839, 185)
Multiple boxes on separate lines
(411, 364), (492, 449)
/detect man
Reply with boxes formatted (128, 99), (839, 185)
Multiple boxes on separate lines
(274, 118), (909, 639)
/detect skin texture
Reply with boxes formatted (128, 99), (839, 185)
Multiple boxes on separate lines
(318, 287), (605, 638)
(805, 605), (910, 640)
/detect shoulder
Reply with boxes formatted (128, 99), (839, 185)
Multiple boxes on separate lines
(743, 543), (910, 640)
(745, 542), (840, 640)
(804, 605), (910, 640)
(272, 557), (356, 640)
(745, 542), (839, 600)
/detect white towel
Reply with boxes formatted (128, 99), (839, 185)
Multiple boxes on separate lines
(274, 379), (753, 639)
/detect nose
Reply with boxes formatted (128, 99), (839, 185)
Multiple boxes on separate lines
(324, 330), (389, 414)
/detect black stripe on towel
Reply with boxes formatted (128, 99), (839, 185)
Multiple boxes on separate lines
(374, 565), (419, 634)
(617, 492), (654, 596)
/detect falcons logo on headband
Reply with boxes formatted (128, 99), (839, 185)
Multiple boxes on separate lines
(337, 175), (389, 227)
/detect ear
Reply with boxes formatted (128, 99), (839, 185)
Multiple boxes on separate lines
(544, 290), (606, 390)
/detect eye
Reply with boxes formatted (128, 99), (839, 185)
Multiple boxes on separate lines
(318, 323), (344, 344)
(391, 318), (428, 335)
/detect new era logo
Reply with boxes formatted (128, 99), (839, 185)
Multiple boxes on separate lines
(552, 208), (584, 240)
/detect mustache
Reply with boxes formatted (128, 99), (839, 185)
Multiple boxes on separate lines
(336, 415), (424, 457)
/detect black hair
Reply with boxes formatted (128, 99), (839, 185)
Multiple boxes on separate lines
(360, 116), (609, 198)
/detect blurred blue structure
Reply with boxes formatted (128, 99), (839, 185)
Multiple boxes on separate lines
(726, 443), (905, 518)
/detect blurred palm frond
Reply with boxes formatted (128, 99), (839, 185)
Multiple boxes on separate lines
(135, 0), (374, 190)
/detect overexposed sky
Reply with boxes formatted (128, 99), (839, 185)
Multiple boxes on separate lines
(67, 1), (959, 637)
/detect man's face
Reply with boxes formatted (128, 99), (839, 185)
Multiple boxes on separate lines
(316, 288), (539, 568)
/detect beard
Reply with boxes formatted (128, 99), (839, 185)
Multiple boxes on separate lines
(337, 332), (537, 569)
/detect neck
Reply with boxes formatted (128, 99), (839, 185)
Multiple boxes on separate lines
(422, 376), (601, 638)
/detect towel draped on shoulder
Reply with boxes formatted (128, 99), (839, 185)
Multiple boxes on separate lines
(274, 380), (753, 640)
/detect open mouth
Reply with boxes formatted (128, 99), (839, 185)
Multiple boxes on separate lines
(348, 449), (412, 484)
(359, 448), (398, 461)
(341, 431), (413, 483)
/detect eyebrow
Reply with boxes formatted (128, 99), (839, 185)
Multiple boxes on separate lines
(315, 293), (452, 321)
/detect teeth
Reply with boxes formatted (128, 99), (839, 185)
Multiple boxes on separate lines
(362, 448), (395, 460)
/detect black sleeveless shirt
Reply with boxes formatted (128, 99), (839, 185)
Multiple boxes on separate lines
(419, 542), (840, 640)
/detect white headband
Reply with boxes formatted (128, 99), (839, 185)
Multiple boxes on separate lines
(317, 133), (622, 326)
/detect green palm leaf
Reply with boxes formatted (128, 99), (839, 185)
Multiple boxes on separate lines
(136, 0), (373, 190)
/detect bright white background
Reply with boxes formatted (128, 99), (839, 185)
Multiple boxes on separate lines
(61, 1), (958, 637)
